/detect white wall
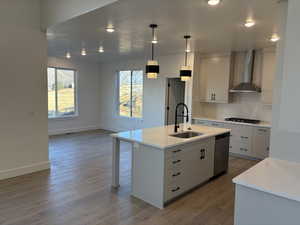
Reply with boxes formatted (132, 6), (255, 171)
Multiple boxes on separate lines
(270, 0), (300, 162)
(98, 53), (194, 132)
(0, 0), (49, 180)
(48, 57), (101, 135)
(41, 0), (117, 28)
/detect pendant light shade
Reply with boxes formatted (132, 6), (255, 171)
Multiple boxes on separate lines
(180, 65), (192, 81)
(146, 60), (159, 79)
(180, 35), (192, 81)
(146, 24), (159, 79)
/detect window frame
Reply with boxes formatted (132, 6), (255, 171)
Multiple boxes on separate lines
(117, 70), (144, 119)
(47, 66), (78, 119)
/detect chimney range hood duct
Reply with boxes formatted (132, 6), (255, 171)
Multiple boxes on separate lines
(230, 50), (261, 93)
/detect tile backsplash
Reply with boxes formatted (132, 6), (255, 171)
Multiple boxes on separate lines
(193, 93), (272, 122)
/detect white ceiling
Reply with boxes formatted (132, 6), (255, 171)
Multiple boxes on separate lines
(47, 0), (281, 63)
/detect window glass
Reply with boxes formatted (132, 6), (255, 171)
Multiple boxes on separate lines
(119, 71), (131, 117)
(47, 68), (76, 118)
(57, 69), (75, 117)
(47, 68), (56, 118)
(131, 71), (143, 118)
(118, 70), (143, 118)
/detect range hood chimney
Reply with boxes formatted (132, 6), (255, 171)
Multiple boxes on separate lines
(230, 50), (261, 93)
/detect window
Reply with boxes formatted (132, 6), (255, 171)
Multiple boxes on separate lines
(47, 67), (77, 118)
(118, 70), (143, 118)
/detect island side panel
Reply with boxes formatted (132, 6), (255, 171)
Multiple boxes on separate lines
(112, 137), (120, 188)
(234, 184), (300, 225)
(131, 143), (165, 209)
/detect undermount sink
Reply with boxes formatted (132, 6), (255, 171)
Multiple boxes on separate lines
(170, 131), (204, 139)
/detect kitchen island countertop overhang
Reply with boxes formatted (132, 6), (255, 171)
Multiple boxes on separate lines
(111, 124), (230, 208)
(111, 124), (231, 149)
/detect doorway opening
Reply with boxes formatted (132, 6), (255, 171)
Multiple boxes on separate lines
(165, 78), (185, 125)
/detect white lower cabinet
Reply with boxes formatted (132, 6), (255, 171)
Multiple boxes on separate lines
(193, 119), (270, 159)
(132, 137), (215, 208)
(252, 127), (270, 159)
(164, 138), (214, 202)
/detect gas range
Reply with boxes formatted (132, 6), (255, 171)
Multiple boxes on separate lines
(224, 117), (260, 124)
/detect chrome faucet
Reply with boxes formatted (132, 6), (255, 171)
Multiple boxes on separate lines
(174, 103), (189, 133)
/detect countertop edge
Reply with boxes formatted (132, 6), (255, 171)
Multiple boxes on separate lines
(192, 117), (271, 128)
(233, 179), (300, 203)
(232, 158), (300, 203)
(111, 128), (230, 149)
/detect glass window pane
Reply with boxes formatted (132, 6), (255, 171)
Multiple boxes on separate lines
(47, 68), (56, 118)
(57, 69), (75, 117)
(119, 71), (131, 117)
(132, 71), (143, 118)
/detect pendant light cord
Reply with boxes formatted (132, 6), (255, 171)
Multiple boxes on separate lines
(185, 38), (188, 66)
(152, 27), (155, 60)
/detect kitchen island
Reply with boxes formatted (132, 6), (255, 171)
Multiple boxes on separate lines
(111, 124), (230, 208)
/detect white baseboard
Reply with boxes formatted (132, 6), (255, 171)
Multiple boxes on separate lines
(48, 125), (103, 136)
(0, 161), (50, 180)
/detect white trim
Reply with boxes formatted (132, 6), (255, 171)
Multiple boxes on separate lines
(0, 161), (50, 181)
(48, 125), (103, 136)
(48, 114), (79, 121)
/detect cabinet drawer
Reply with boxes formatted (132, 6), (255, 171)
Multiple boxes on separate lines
(165, 157), (184, 170)
(165, 168), (183, 184)
(165, 148), (183, 159)
(165, 180), (184, 201)
(226, 124), (253, 140)
(230, 141), (252, 156)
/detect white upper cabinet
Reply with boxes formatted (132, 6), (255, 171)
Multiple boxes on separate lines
(193, 53), (233, 104)
(261, 48), (276, 105)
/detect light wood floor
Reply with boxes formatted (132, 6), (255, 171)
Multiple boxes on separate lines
(0, 130), (258, 225)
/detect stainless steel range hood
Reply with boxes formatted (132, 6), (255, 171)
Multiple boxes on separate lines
(230, 50), (261, 93)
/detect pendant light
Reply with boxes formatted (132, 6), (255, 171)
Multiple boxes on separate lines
(66, 52), (71, 59)
(146, 24), (159, 79)
(180, 35), (192, 81)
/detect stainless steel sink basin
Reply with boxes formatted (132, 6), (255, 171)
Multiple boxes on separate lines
(170, 131), (204, 139)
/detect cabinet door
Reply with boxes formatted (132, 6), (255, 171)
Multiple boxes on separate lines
(199, 55), (232, 103)
(181, 138), (214, 190)
(262, 50), (276, 105)
(252, 127), (270, 159)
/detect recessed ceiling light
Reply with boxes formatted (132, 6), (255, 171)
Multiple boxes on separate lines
(81, 48), (87, 56)
(270, 34), (280, 42)
(66, 52), (71, 59)
(207, 0), (221, 6)
(244, 19), (255, 28)
(106, 26), (115, 33)
(98, 46), (104, 53)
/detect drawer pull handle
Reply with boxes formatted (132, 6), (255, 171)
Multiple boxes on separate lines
(172, 149), (182, 153)
(171, 187), (180, 192)
(172, 160), (181, 164)
(240, 148), (248, 152)
(241, 136), (249, 139)
(258, 129), (267, 132)
(200, 149), (206, 159)
(172, 172), (181, 177)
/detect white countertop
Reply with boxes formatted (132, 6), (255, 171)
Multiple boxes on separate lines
(193, 116), (271, 128)
(111, 124), (230, 149)
(233, 158), (300, 203)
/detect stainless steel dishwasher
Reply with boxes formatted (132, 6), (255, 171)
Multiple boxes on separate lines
(214, 132), (230, 176)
